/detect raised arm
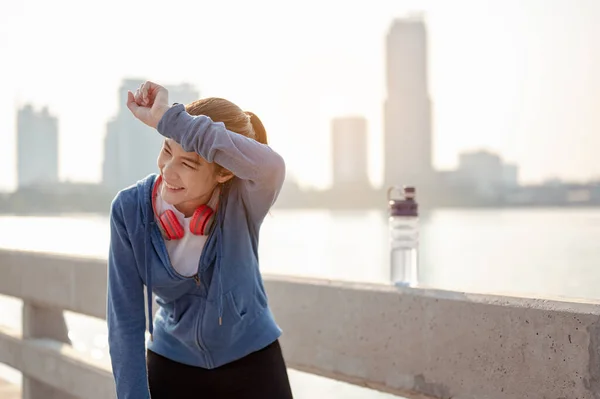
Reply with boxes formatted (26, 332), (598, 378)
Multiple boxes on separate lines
(157, 104), (285, 198)
(126, 81), (285, 220)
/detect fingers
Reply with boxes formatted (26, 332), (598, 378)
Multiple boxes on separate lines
(126, 87), (165, 128)
(138, 81), (159, 106)
(132, 82), (149, 107)
(130, 81), (169, 115)
(144, 81), (163, 92)
(140, 81), (149, 105)
(134, 88), (143, 106)
(126, 91), (139, 114)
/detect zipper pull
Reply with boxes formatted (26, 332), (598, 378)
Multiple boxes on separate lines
(193, 274), (201, 286)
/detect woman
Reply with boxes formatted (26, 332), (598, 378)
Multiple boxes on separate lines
(107, 81), (293, 398)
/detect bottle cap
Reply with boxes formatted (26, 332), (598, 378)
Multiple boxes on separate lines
(387, 186), (418, 217)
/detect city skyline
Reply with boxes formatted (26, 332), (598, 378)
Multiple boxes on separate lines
(2, 0), (600, 192)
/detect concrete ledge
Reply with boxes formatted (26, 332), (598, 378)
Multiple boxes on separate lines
(0, 249), (107, 320)
(267, 276), (600, 398)
(2, 249), (600, 398)
(0, 326), (115, 399)
(0, 326), (22, 372)
(20, 339), (114, 399)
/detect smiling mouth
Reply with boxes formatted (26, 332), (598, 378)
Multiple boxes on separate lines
(164, 180), (184, 191)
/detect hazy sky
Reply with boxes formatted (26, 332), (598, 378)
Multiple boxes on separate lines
(1, 0), (599, 191)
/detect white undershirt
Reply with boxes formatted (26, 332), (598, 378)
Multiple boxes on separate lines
(156, 189), (207, 277)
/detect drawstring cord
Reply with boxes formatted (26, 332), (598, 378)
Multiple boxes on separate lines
(217, 225), (224, 326)
(215, 183), (228, 326)
(146, 221), (154, 341)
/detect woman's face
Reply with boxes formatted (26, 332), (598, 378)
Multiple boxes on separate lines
(157, 139), (227, 212)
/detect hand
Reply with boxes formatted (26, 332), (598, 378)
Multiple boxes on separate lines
(126, 81), (171, 129)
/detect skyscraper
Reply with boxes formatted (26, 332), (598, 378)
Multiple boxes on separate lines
(331, 116), (369, 188)
(16, 105), (59, 189)
(102, 79), (200, 192)
(384, 15), (433, 190)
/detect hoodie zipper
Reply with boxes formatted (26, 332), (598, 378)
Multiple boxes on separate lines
(194, 207), (220, 363)
(148, 177), (213, 360)
(194, 208), (220, 287)
(156, 226), (211, 357)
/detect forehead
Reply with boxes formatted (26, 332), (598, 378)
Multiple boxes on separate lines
(165, 139), (200, 159)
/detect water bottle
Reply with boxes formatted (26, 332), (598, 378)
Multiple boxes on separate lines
(388, 186), (419, 287)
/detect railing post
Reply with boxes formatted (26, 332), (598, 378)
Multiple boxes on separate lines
(22, 302), (76, 399)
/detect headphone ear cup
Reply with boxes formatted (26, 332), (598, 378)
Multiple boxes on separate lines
(190, 205), (214, 236)
(160, 209), (185, 240)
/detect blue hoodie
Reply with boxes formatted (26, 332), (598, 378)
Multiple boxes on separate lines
(107, 104), (286, 398)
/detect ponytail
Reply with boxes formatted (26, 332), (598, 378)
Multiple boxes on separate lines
(245, 111), (268, 145)
(187, 98), (268, 145)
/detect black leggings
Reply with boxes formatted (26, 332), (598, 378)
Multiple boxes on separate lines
(147, 340), (293, 399)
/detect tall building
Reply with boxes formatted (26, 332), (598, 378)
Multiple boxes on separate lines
(384, 14), (433, 190)
(16, 105), (59, 189)
(102, 79), (199, 192)
(331, 116), (369, 188)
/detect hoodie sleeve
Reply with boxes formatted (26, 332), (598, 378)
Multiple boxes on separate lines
(157, 104), (286, 220)
(107, 194), (150, 399)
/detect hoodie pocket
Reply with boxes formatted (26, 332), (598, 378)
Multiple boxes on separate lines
(200, 291), (246, 351)
(226, 290), (246, 320)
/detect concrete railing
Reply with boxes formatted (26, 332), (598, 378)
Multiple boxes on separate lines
(1, 248), (600, 399)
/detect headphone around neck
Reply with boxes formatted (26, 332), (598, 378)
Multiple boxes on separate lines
(152, 175), (217, 240)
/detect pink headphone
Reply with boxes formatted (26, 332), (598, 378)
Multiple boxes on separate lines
(152, 175), (216, 240)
